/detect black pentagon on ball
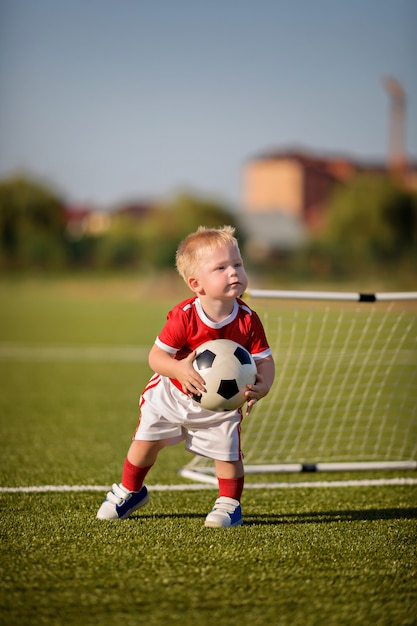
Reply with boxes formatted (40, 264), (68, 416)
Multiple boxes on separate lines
(194, 349), (216, 370)
(217, 379), (240, 400)
(234, 346), (252, 365)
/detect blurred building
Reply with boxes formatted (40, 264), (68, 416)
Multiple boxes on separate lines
(64, 205), (112, 239)
(240, 146), (417, 255)
(64, 201), (154, 239)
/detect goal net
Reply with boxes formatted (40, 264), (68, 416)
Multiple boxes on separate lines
(180, 290), (417, 482)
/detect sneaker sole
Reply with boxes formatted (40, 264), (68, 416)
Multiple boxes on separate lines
(204, 518), (243, 528)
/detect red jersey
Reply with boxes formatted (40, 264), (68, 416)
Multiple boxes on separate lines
(155, 296), (271, 392)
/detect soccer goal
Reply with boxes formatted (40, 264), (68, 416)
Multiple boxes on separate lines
(179, 289), (417, 483)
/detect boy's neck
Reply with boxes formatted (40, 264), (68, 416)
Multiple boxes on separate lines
(197, 296), (236, 323)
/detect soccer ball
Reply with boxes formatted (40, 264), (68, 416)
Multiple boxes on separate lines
(192, 339), (257, 411)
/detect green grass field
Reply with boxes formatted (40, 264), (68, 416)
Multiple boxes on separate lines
(1, 276), (416, 626)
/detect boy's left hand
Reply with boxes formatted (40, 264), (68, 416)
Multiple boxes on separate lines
(244, 373), (268, 416)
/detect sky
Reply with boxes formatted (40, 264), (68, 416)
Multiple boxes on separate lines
(0, 0), (416, 210)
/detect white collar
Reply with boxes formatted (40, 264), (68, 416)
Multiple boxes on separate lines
(195, 298), (239, 329)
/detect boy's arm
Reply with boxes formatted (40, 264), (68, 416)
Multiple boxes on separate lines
(148, 344), (206, 397)
(244, 354), (275, 415)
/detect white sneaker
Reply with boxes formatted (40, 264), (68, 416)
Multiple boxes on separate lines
(204, 496), (243, 528)
(96, 483), (149, 520)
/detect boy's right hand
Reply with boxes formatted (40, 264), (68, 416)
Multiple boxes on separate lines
(148, 344), (206, 398)
(175, 351), (206, 398)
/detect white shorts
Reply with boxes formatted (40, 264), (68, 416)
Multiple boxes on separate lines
(133, 374), (243, 462)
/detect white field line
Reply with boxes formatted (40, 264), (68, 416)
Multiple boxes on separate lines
(1, 477), (417, 493)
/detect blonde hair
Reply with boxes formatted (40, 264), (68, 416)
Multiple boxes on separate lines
(175, 225), (239, 282)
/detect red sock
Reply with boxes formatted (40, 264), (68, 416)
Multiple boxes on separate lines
(121, 457), (153, 492)
(217, 476), (244, 501)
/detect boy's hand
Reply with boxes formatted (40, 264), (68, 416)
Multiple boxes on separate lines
(148, 344), (206, 398)
(244, 355), (275, 415)
(244, 373), (268, 416)
(175, 351), (206, 398)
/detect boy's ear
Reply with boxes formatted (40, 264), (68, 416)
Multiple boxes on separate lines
(188, 276), (204, 294)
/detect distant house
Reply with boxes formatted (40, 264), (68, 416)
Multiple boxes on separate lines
(240, 146), (417, 253)
(64, 205), (111, 239)
(64, 201), (155, 239)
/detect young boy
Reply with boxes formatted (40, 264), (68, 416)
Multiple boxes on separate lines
(97, 225), (275, 527)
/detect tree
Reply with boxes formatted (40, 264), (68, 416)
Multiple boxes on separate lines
(98, 190), (237, 271)
(306, 174), (417, 277)
(0, 174), (67, 270)
(139, 191), (237, 269)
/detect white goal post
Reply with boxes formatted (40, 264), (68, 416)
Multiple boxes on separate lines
(179, 290), (417, 483)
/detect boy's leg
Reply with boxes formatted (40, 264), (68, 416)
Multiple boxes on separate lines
(97, 440), (167, 520)
(215, 459), (245, 501)
(204, 459), (244, 528)
(127, 439), (168, 466)
(122, 439), (167, 491)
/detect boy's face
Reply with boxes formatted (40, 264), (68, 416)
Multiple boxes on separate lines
(188, 243), (248, 300)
